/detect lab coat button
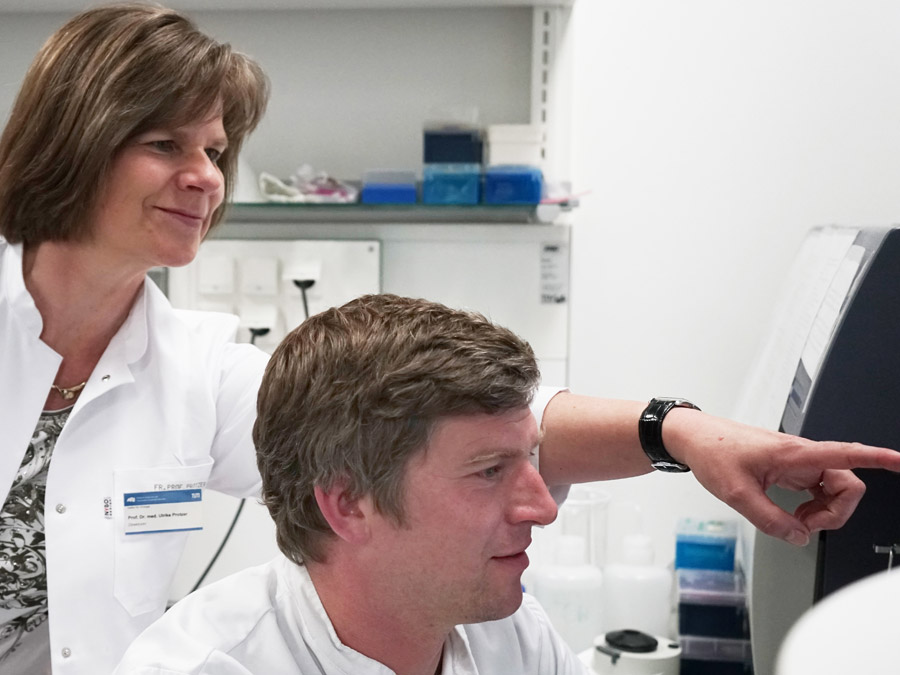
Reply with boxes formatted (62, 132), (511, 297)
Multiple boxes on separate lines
(55, 504), (66, 514)
(102, 374), (111, 382)
(61, 647), (71, 658)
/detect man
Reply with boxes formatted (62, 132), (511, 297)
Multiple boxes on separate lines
(115, 294), (587, 674)
(114, 294), (900, 674)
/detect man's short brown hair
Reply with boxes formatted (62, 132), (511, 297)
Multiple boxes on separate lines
(254, 294), (541, 564)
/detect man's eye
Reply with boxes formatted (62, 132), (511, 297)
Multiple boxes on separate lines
(206, 148), (223, 164)
(480, 466), (502, 480)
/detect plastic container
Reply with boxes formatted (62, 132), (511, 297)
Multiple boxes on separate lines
(679, 635), (753, 675)
(486, 124), (542, 166)
(483, 165), (542, 204)
(677, 568), (748, 639)
(423, 126), (483, 164)
(530, 534), (604, 653)
(360, 169), (417, 204)
(675, 518), (738, 571)
(422, 163), (481, 204)
(601, 534), (673, 638)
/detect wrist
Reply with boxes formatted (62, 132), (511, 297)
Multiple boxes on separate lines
(638, 397), (701, 472)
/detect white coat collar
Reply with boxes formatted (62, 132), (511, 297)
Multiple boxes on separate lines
(0, 238), (165, 411)
(2, 238), (153, 367)
(281, 558), (479, 674)
(2, 238), (45, 337)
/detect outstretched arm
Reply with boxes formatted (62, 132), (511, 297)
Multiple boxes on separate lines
(538, 392), (900, 546)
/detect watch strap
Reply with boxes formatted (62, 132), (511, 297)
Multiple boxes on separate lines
(638, 397), (700, 472)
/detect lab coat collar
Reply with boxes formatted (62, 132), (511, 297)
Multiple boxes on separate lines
(2, 239), (45, 337)
(282, 559), (479, 674)
(1, 238), (152, 367)
(1, 238), (161, 409)
(77, 279), (153, 405)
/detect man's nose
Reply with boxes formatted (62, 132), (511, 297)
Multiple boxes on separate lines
(510, 464), (558, 527)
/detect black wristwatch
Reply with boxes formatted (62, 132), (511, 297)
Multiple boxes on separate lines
(638, 397), (700, 472)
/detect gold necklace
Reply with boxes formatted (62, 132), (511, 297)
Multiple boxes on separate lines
(50, 381), (87, 400)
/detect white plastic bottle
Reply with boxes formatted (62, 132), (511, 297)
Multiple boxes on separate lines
(530, 534), (604, 653)
(601, 533), (673, 638)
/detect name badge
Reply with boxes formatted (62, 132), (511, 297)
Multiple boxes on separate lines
(123, 489), (203, 535)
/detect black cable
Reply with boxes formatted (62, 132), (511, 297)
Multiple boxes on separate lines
(293, 279), (315, 319)
(248, 327), (270, 345)
(188, 498), (245, 595)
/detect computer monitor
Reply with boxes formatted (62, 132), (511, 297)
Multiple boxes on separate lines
(734, 226), (900, 675)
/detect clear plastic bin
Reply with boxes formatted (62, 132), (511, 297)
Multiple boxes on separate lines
(679, 635), (753, 675)
(677, 568), (748, 639)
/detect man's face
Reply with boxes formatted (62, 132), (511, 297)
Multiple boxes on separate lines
(361, 406), (558, 628)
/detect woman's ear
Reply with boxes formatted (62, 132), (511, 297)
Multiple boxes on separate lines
(314, 483), (371, 544)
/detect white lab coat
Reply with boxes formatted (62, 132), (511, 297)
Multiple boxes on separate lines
(0, 239), (269, 675)
(113, 555), (591, 675)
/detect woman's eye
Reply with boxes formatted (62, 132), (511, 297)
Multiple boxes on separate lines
(206, 148), (223, 164)
(149, 140), (175, 153)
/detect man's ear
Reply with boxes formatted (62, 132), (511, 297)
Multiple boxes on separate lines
(314, 482), (371, 544)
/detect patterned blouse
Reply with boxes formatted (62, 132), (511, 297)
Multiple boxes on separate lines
(0, 406), (70, 672)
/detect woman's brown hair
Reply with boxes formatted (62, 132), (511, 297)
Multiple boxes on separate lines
(0, 3), (269, 245)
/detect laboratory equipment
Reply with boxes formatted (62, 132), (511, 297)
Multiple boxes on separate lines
(734, 226), (900, 674)
(775, 567), (900, 674)
(579, 630), (681, 675)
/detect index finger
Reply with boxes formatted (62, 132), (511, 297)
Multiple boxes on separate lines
(797, 442), (900, 472)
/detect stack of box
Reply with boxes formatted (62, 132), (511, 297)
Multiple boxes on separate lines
(420, 119), (545, 205)
(675, 519), (753, 675)
(483, 124), (543, 205)
(421, 122), (483, 205)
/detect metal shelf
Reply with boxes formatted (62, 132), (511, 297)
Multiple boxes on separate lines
(224, 201), (573, 225)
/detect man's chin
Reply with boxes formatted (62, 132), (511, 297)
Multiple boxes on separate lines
(464, 586), (525, 624)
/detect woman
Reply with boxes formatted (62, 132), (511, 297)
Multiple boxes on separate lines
(0, 4), (269, 672)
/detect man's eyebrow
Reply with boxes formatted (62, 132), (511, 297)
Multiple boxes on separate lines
(464, 449), (522, 466)
(463, 431), (544, 465)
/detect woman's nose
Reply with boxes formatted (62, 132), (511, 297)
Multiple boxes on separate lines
(179, 151), (223, 194)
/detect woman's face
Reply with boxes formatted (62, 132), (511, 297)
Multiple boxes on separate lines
(89, 113), (227, 273)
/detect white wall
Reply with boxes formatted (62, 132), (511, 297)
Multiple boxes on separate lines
(568, 0), (900, 562)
